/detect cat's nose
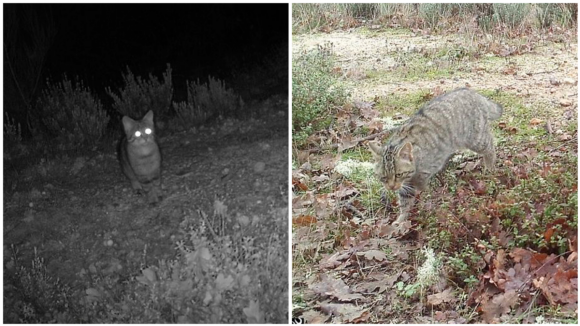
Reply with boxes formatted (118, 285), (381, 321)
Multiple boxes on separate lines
(387, 182), (399, 191)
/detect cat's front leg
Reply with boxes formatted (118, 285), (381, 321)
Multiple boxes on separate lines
(147, 176), (163, 204)
(395, 188), (416, 224)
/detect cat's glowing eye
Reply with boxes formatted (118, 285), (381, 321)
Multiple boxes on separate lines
(145, 128), (152, 135)
(134, 131), (141, 137)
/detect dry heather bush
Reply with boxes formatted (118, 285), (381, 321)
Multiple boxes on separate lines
(106, 64), (173, 119)
(35, 76), (109, 149)
(173, 76), (244, 128)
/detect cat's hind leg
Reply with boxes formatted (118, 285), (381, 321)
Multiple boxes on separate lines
(469, 132), (496, 171)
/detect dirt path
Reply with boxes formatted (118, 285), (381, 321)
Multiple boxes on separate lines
(293, 29), (577, 111)
(3, 95), (288, 323)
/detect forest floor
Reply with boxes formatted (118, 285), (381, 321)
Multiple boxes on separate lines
(292, 26), (577, 323)
(3, 94), (288, 323)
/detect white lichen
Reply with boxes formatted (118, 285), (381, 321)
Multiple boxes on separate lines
(416, 247), (441, 288)
(334, 159), (375, 178)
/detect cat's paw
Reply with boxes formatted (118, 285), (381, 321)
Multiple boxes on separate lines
(147, 187), (163, 204)
(380, 190), (388, 204)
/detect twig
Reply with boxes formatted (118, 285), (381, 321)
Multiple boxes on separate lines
(306, 129), (392, 154)
(198, 208), (218, 238)
(530, 69), (558, 75)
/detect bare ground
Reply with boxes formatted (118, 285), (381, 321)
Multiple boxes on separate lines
(293, 29), (577, 110)
(3, 95), (289, 323)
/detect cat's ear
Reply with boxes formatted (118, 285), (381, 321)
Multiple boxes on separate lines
(143, 110), (154, 124)
(397, 143), (414, 161)
(368, 141), (383, 159)
(122, 116), (136, 135)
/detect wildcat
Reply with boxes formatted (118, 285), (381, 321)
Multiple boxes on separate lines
(118, 110), (162, 204)
(369, 88), (503, 224)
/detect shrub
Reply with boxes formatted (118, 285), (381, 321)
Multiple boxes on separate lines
(292, 3), (333, 33)
(292, 45), (348, 144)
(173, 76), (244, 128)
(106, 64), (173, 119)
(418, 3), (452, 30)
(4, 247), (78, 323)
(337, 3), (377, 20)
(4, 112), (22, 143)
(536, 3), (577, 29)
(35, 76), (109, 149)
(493, 3), (530, 31)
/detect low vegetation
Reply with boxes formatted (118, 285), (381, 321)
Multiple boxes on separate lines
(292, 4), (577, 323)
(4, 51), (288, 322)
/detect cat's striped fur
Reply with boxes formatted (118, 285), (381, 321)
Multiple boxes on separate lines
(119, 110), (162, 204)
(369, 88), (503, 223)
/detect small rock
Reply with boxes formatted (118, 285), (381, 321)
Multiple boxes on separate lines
(558, 134), (572, 141)
(237, 214), (250, 227)
(253, 162), (266, 173)
(71, 157), (87, 175)
(29, 188), (42, 199)
(23, 210), (35, 222)
(559, 99), (573, 107)
(563, 77), (577, 85)
(549, 77), (561, 86)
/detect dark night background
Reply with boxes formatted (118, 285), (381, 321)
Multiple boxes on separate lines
(3, 3), (288, 135)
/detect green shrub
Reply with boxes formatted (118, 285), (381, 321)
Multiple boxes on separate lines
(35, 76), (109, 149)
(292, 46), (348, 145)
(106, 64), (173, 119)
(173, 76), (244, 128)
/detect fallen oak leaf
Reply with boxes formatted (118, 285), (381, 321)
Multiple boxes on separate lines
(319, 251), (351, 270)
(319, 303), (368, 323)
(310, 275), (364, 302)
(301, 310), (330, 324)
(427, 288), (456, 306)
(243, 300), (264, 323)
(481, 289), (519, 323)
(292, 177), (308, 191)
(215, 273), (235, 291)
(357, 249), (387, 262)
(292, 215), (317, 226)
(312, 174), (330, 183)
(354, 271), (401, 294)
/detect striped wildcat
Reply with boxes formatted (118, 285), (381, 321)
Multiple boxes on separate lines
(369, 88), (503, 224)
(119, 110), (162, 204)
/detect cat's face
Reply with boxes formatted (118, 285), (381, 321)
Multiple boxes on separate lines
(369, 142), (415, 191)
(122, 110), (155, 146)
